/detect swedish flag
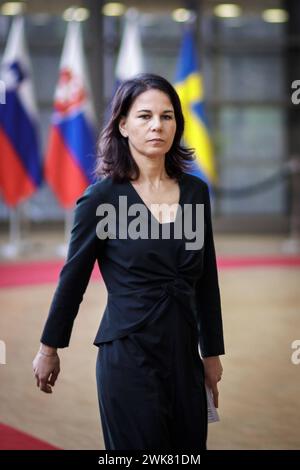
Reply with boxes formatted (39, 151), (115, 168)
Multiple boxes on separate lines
(174, 28), (217, 184)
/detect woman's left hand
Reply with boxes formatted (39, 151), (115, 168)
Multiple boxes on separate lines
(202, 356), (223, 408)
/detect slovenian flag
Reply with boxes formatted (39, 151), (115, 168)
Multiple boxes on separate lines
(0, 16), (42, 207)
(45, 21), (96, 209)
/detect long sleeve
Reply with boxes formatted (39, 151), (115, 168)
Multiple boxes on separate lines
(40, 184), (103, 348)
(195, 183), (225, 358)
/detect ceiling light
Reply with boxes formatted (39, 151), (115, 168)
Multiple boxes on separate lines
(172, 8), (193, 23)
(1, 2), (25, 15)
(73, 7), (89, 22)
(214, 4), (241, 18)
(262, 8), (288, 23)
(63, 7), (89, 22)
(102, 2), (125, 17)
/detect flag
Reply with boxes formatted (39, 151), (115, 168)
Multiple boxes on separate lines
(115, 8), (144, 84)
(45, 21), (96, 209)
(174, 27), (217, 185)
(0, 16), (42, 207)
(103, 9), (143, 125)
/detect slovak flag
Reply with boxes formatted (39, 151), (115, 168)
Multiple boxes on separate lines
(0, 16), (42, 207)
(45, 21), (96, 209)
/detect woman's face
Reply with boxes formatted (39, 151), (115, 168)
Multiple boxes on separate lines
(119, 88), (177, 161)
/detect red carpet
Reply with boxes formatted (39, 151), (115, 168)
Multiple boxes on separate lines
(0, 260), (101, 288)
(0, 422), (60, 450)
(218, 255), (300, 269)
(0, 256), (300, 288)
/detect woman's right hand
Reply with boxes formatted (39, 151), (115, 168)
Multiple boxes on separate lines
(32, 345), (60, 394)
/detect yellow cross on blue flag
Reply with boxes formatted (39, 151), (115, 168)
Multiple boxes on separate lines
(174, 27), (217, 185)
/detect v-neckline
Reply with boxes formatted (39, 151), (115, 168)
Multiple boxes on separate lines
(127, 175), (183, 226)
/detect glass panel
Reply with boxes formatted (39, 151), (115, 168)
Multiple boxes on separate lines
(218, 107), (286, 161)
(219, 163), (287, 215)
(25, 185), (65, 221)
(25, 14), (66, 43)
(32, 55), (60, 104)
(218, 54), (284, 101)
(205, 14), (285, 41)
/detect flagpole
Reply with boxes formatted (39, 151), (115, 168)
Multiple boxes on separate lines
(64, 208), (73, 246)
(55, 208), (74, 258)
(1, 205), (22, 258)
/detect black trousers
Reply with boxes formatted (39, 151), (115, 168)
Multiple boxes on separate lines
(96, 303), (207, 451)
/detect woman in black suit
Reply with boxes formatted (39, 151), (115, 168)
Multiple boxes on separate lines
(33, 73), (225, 451)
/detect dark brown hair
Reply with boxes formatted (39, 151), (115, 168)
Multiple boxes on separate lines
(94, 73), (195, 182)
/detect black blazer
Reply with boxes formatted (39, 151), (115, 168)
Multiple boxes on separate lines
(41, 173), (225, 358)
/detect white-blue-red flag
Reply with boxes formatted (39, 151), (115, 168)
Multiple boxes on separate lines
(45, 21), (96, 208)
(0, 16), (42, 207)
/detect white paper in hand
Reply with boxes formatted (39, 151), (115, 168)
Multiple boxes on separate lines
(205, 385), (220, 423)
